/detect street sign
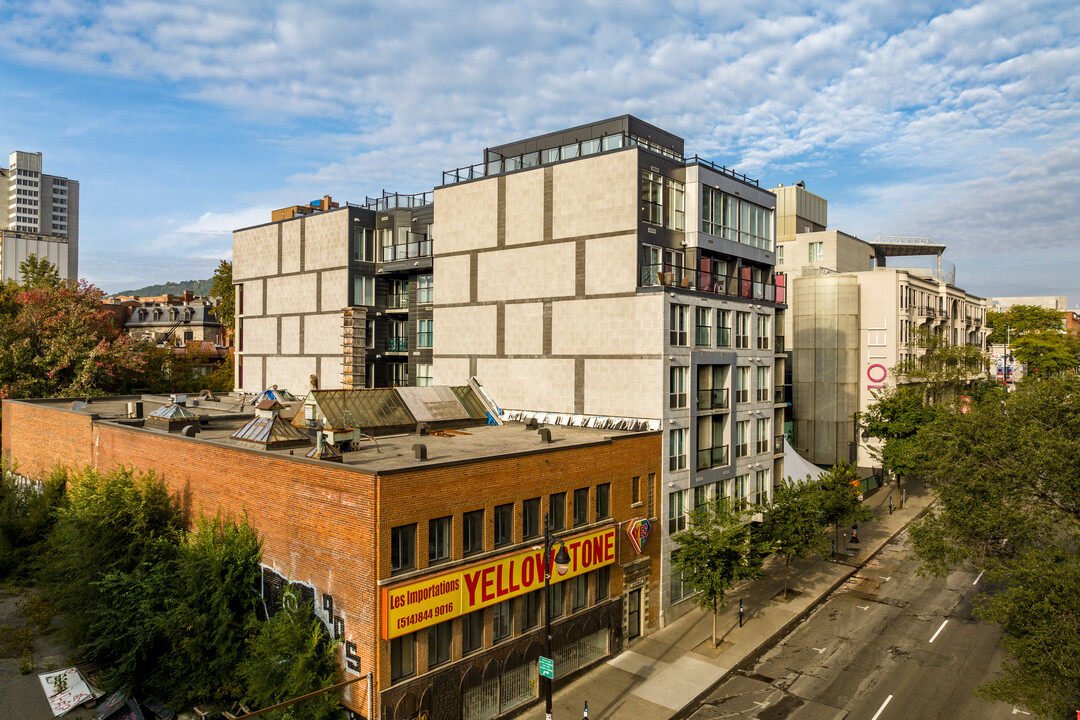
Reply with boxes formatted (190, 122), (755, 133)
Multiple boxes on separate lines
(538, 656), (554, 679)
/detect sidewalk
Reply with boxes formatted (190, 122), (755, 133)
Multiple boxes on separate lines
(518, 477), (932, 720)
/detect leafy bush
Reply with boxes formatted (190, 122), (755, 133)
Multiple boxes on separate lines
(0, 465), (67, 581)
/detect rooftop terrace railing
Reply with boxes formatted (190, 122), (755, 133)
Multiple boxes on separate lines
(640, 263), (786, 304)
(349, 190), (434, 211)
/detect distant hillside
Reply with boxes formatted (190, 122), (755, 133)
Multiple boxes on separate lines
(112, 278), (214, 299)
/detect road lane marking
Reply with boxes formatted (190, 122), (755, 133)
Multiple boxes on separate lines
(880, 576), (891, 582)
(812, 647), (827, 654)
(858, 605), (870, 611)
(870, 694), (893, 720)
(973, 571), (984, 585)
(929, 619), (949, 643)
(1011, 707), (1030, 715)
(752, 700), (770, 709)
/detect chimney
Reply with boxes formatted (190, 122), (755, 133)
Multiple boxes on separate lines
(183, 290), (194, 302)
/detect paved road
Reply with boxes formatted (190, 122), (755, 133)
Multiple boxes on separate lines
(685, 529), (1029, 720)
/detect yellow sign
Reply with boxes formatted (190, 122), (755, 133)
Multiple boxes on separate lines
(382, 526), (616, 639)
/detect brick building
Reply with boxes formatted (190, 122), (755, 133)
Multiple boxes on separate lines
(2, 390), (661, 720)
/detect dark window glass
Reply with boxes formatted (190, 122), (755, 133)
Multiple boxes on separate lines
(462, 610), (483, 654)
(463, 509), (484, 556)
(429, 516), (450, 564)
(493, 600), (511, 641)
(494, 503), (513, 548)
(550, 582), (564, 618)
(428, 621), (451, 668)
(523, 497), (541, 539)
(596, 483), (611, 519)
(632, 476), (640, 504)
(596, 565), (610, 601)
(390, 524), (416, 575)
(550, 493), (566, 531)
(524, 590), (543, 630)
(572, 574), (588, 611)
(390, 633), (415, 682)
(573, 487), (589, 527)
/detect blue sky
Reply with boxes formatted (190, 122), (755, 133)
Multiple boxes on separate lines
(1, 0), (1078, 302)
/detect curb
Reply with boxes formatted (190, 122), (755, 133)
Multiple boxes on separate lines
(669, 497), (936, 720)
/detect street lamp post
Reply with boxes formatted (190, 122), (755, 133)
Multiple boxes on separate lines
(543, 512), (571, 720)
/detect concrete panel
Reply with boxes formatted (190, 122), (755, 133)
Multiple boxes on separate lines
(550, 294), (665, 356)
(584, 358), (664, 419)
(584, 234), (638, 295)
(266, 273), (318, 316)
(321, 268), (348, 311)
(551, 152), (637, 240)
(281, 315), (300, 355)
(303, 211), (349, 270)
(320, 355), (344, 390)
(281, 221), (301, 274)
(433, 357), (472, 387)
(433, 255), (472, 305)
(504, 170), (545, 246)
(433, 179), (499, 253)
(238, 354), (264, 394)
(304, 313), (344, 356)
(503, 302), (544, 356)
(233, 224), (277, 281)
(477, 243), (576, 302)
(242, 278), (264, 316)
(243, 316), (278, 355)
(265, 355), (317, 396)
(434, 306), (497, 355)
(476, 358), (576, 413)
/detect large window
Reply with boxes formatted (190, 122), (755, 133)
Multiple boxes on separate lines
(572, 574), (588, 611)
(670, 304), (689, 346)
(429, 516), (450, 564)
(669, 428), (687, 471)
(550, 492), (566, 531)
(416, 274), (433, 303)
(463, 509), (484, 556)
(668, 490), (687, 534)
(735, 420), (749, 458)
(694, 485), (709, 514)
(595, 565), (610, 601)
(417, 319), (433, 348)
(523, 497), (541, 539)
(756, 314), (770, 350)
(596, 483), (611, 519)
(390, 633), (415, 682)
(524, 590), (543, 630)
(462, 610), (483, 654)
(735, 311), (750, 349)
(754, 469), (769, 505)
(573, 487), (589, 527)
(701, 186), (772, 249)
(756, 417), (770, 454)
(756, 365), (771, 402)
(353, 276), (375, 306)
(493, 600), (511, 642)
(670, 550), (687, 601)
(390, 524), (415, 575)
(641, 170), (663, 225)
(353, 227), (375, 262)
(717, 310), (731, 347)
(809, 242), (823, 262)
(415, 363), (433, 387)
(669, 366), (688, 409)
(695, 307), (711, 346)
(428, 620), (451, 668)
(494, 503), (513, 548)
(550, 581), (564, 618)
(696, 415), (728, 470)
(735, 366), (750, 404)
(667, 179), (685, 231)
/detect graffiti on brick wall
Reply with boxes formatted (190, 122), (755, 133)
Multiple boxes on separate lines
(259, 565), (360, 675)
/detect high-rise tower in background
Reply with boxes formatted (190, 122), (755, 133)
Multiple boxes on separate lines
(0, 150), (80, 282)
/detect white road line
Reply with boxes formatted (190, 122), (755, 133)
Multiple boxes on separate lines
(973, 571), (984, 585)
(870, 694), (893, 720)
(929, 619), (949, 643)
(812, 647), (827, 654)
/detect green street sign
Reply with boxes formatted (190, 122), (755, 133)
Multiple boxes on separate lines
(538, 656), (554, 679)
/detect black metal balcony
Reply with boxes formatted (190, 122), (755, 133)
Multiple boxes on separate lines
(696, 445), (729, 471)
(640, 263), (786, 304)
(696, 388), (729, 411)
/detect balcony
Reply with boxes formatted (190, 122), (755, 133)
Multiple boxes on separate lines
(696, 387), (729, 411)
(775, 388), (785, 404)
(388, 293), (410, 310)
(696, 445), (729, 471)
(381, 235), (432, 262)
(387, 337), (408, 353)
(640, 263), (787, 304)
(775, 335), (785, 352)
(774, 435), (786, 454)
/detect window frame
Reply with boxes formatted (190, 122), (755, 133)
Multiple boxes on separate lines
(462, 610), (484, 655)
(596, 483), (611, 520)
(417, 318), (433, 348)
(573, 487), (589, 527)
(390, 523), (416, 575)
(493, 599), (512, 642)
(428, 516), (451, 565)
(669, 365), (688, 409)
(463, 509), (484, 556)
(427, 620), (451, 668)
(390, 632), (416, 682)
(669, 428), (687, 472)
(550, 492), (566, 531)
(668, 489), (687, 534)
(670, 304), (689, 346)
(523, 497), (541, 540)
(493, 503), (513, 548)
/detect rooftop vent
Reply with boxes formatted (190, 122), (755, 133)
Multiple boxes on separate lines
(525, 418), (539, 430)
(413, 443), (428, 461)
(170, 394), (187, 407)
(538, 428), (552, 444)
(417, 422), (429, 436)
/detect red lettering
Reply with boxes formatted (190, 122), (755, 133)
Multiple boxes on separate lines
(481, 566), (496, 602)
(592, 536), (603, 565)
(605, 532), (615, 561)
(496, 563), (507, 597)
(522, 555), (535, 587)
(508, 560), (521, 593)
(867, 364), (887, 383)
(582, 538), (593, 568)
(567, 541), (582, 572)
(464, 571), (482, 607)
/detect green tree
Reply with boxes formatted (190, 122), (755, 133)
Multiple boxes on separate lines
(210, 260), (235, 332)
(760, 478), (829, 599)
(896, 327), (986, 403)
(18, 255), (61, 289)
(240, 584), (341, 720)
(861, 385), (942, 479)
(818, 461), (873, 559)
(672, 497), (772, 647)
(1011, 330), (1078, 376)
(986, 304), (1064, 345)
(904, 376), (1080, 717)
(0, 464), (66, 581)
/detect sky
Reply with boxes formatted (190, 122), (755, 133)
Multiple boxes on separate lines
(0, 0), (1077, 302)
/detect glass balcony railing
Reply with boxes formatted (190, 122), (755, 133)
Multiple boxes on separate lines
(774, 435), (786, 453)
(775, 388), (785, 403)
(696, 445), (729, 471)
(696, 388), (729, 411)
(388, 293), (409, 309)
(640, 263), (786, 304)
(774, 335), (785, 351)
(387, 338), (408, 352)
(381, 236), (432, 262)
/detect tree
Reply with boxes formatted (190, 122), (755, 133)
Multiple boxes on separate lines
(0, 463), (66, 581)
(671, 497), (772, 647)
(818, 461), (873, 559)
(861, 385), (942, 479)
(1010, 330), (1078, 376)
(19, 255), (61, 289)
(240, 584), (341, 720)
(210, 260), (235, 332)
(986, 304), (1064, 345)
(895, 327), (986, 404)
(903, 376), (1080, 717)
(760, 478), (829, 599)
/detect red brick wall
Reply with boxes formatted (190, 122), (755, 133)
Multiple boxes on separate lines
(2, 400), (95, 477)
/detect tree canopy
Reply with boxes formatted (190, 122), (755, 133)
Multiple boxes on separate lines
(210, 260), (235, 332)
(19, 254), (61, 289)
(986, 304), (1064, 345)
(895, 327), (986, 403)
(903, 375), (1080, 717)
(760, 478), (830, 599)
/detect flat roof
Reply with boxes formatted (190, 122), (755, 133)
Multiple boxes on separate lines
(870, 235), (946, 257)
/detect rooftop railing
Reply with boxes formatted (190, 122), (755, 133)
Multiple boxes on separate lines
(349, 190), (434, 211)
(640, 263), (786, 304)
